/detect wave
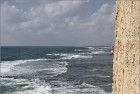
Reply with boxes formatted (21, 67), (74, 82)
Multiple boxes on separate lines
(46, 53), (93, 60)
(60, 54), (93, 59)
(0, 78), (52, 94)
(46, 50), (112, 60)
(49, 81), (110, 94)
(94, 75), (110, 78)
(91, 51), (111, 54)
(86, 46), (112, 55)
(0, 78), (111, 94)
(38, 61), (68, 77)
(0, 59), (48, 74)
(74, 49), (89, 52)
(45, 47), (112, 60)
(0, 59), (68, 77)
(78, 51), (111, 55)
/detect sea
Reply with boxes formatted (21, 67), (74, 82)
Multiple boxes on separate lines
(0, 46), (113, 94)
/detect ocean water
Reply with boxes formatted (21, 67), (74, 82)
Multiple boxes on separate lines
(0, 46), (113, 94)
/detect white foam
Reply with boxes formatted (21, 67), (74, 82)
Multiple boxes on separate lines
(91, 51), (111, 54)
(74, 49), (89, 52)
(0, 78), (52, 94)
(46, 53), (64, 56)
(18, 85), (52, 94)
(51, 81), (110, 94)
(87, 47), (95, 51)
(46, 53), (93, 60)
(1, 59), (68, 78)
(86, 46), (112, 55)
(14, 79), (52, 94)
(1, 78), (111, 94)
(87, 47), (94, 49)
(61, 54), (93, 59)
(95, 75), (110, 78)
(0, 59), (48, 74)
(37, 61), (68, 77)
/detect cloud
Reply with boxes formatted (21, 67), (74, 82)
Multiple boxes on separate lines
(16, 0), (89, 33)
(58, 3), (115, 45)
(0, 0), (115, 46)
(40, 0), (89, 17)
(28, 0), (89, 19)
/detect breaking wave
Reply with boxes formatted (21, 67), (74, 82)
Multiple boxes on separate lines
(46, 53), (93, 60)
(0, 59), (48, 74)
(0, 78), (52, 94)
(0, 78), (111, 94)
(0, 59), (68, 77)
(91, 51), (111, 54)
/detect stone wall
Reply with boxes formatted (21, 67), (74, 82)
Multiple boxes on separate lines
(113, 0), (140, 94)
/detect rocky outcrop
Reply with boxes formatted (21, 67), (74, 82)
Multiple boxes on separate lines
(113, 0), (140, 94)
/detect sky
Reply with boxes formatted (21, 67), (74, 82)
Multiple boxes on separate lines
(0, 0), (115, 46)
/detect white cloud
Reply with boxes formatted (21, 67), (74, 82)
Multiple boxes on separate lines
(18, 0), (89, 33)
(64, 3), (114, 31)
(28, 0), (89, 18)
(1, 2), (19, 24)
(44, 0), (89, 17)
(0, 1), (115, 46)
(60, 3), (115, 45)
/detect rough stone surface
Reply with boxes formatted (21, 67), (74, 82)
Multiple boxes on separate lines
(113, 0), (140, 94)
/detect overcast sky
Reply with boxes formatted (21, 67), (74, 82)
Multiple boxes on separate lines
(0, 0), (115, 46)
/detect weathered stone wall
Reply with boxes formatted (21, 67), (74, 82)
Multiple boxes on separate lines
(113, 0), (140, 94)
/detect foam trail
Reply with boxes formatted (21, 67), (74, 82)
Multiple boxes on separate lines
(91, 51), (111, 54)
(0, 78), (111, 94)
(50, 81), (110, 94)
(0, 59), (48, 73)
(0, 59), (68, 79)
(46, 53), (93, 59)
(0, 78), (52, 94)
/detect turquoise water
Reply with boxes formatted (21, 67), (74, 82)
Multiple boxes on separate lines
(0, 46), (113, 94)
